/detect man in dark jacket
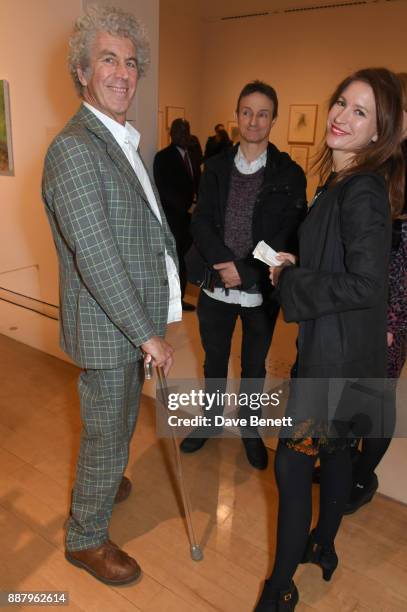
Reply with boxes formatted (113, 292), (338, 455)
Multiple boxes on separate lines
(180, 80), (307, 468)
(188, 133), (203, 194)
(154, 118), (196, 311)
(204, 123), (226, 159)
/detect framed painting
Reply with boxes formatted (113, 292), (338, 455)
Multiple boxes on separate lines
(166, 105), (185, 129)
(288, 104), (318, 144)
(0, 80), (14, 175)
(290, 145), (309, 173)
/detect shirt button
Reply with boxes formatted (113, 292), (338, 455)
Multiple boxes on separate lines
(163, 279), (168, 286)
(157, 251), (164, 257)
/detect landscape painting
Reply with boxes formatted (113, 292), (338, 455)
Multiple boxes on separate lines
(0, 80), (14, 175)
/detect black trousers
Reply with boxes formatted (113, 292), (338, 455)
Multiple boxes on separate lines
(197, 290), (279, 418)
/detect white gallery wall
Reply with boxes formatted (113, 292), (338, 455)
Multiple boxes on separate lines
(159, 0), (407, 198)
(0, 0), (82, 361)
(158, 6), (205, 148)
(0, 0), (159, 361)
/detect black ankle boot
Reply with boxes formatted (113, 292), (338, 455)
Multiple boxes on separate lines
(180, 425), (222, 454)
(301, 531), (338, 581)
(254, 580), (298, 611)
(179, 434), (208, 453)
(344, 473), (378, 515)
(241, 436), (268, 470)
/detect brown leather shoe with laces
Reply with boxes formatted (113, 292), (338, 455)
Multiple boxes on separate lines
(65, 540), (141, 585)
(114, 476), (132, 504)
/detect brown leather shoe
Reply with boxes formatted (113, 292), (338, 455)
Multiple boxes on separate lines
(114, 476), (132, 504)
(65, 541), (141, 585)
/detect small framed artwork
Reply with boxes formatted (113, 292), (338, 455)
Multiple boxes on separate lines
(288, 104), (318, 144)
(166, 106), (185, 129)
(0, 80), (14, 175)
(290, 146), (309, 173)
(227, 120), (239, 143)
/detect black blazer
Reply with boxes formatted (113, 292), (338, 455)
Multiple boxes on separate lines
(153, 144), (195, 220)
(191, 142), (307, 293)
(279, 173), (391, 378)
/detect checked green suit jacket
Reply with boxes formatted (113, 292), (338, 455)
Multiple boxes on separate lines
(42, 105), (178, 369)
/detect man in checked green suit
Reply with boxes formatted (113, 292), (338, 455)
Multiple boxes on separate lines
(42, 6), (181, 585)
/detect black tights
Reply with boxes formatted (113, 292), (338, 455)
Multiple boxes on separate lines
(352, 385), (396, 485)
(353, 437), (393, 485)
(269, 442), (352, 592)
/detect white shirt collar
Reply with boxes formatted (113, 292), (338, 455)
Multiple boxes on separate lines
(176, 145), (186, 158)
(83, 102), (140, 151)
(234, 145), (267, 175)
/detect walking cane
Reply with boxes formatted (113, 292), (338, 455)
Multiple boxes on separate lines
(145, 361), (204, 561)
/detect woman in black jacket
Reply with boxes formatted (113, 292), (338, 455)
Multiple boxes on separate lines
(255, 68), (404, 611)
(343, 71), (407, 514)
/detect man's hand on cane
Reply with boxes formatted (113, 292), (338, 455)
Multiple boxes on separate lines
(142, 336), (174, 377)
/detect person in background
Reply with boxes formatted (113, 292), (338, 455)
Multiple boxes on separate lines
(256, 68), (403, 611)
(188, 133), (203, 193)
(204, 122), (232, 160)
(343, 70), (407, 514)
(154, 118), (197, 311)
(181, 80), (307, 470)
(42, 5), (179, 585)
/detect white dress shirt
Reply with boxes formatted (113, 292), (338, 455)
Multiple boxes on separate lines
(176, 145), (194, 178)
(83, 102), (182, 323)
(234, 145), (267, 175)
(204, 145), (267, 307)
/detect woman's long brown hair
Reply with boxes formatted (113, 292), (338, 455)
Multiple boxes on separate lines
(312, 68), (405, 218)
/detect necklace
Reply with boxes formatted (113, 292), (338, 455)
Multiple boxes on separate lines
(308, 188), (325, 210)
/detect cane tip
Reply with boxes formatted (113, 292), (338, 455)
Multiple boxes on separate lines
(191, 545), (204, 561)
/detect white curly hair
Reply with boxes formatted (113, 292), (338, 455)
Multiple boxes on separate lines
(68, 4), (150, 96)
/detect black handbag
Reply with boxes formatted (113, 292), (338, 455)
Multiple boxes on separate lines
(329, 379), (393, 440)
(185, 243), (215, 289)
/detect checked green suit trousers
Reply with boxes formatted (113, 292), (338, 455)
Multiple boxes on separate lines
(66, 361), (144, 551)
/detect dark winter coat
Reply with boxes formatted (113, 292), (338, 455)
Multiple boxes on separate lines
(191, 142), (307, 296)
(279, 173), (392, 379)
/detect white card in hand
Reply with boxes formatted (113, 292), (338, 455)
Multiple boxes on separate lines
(252, 240), (280, 266)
